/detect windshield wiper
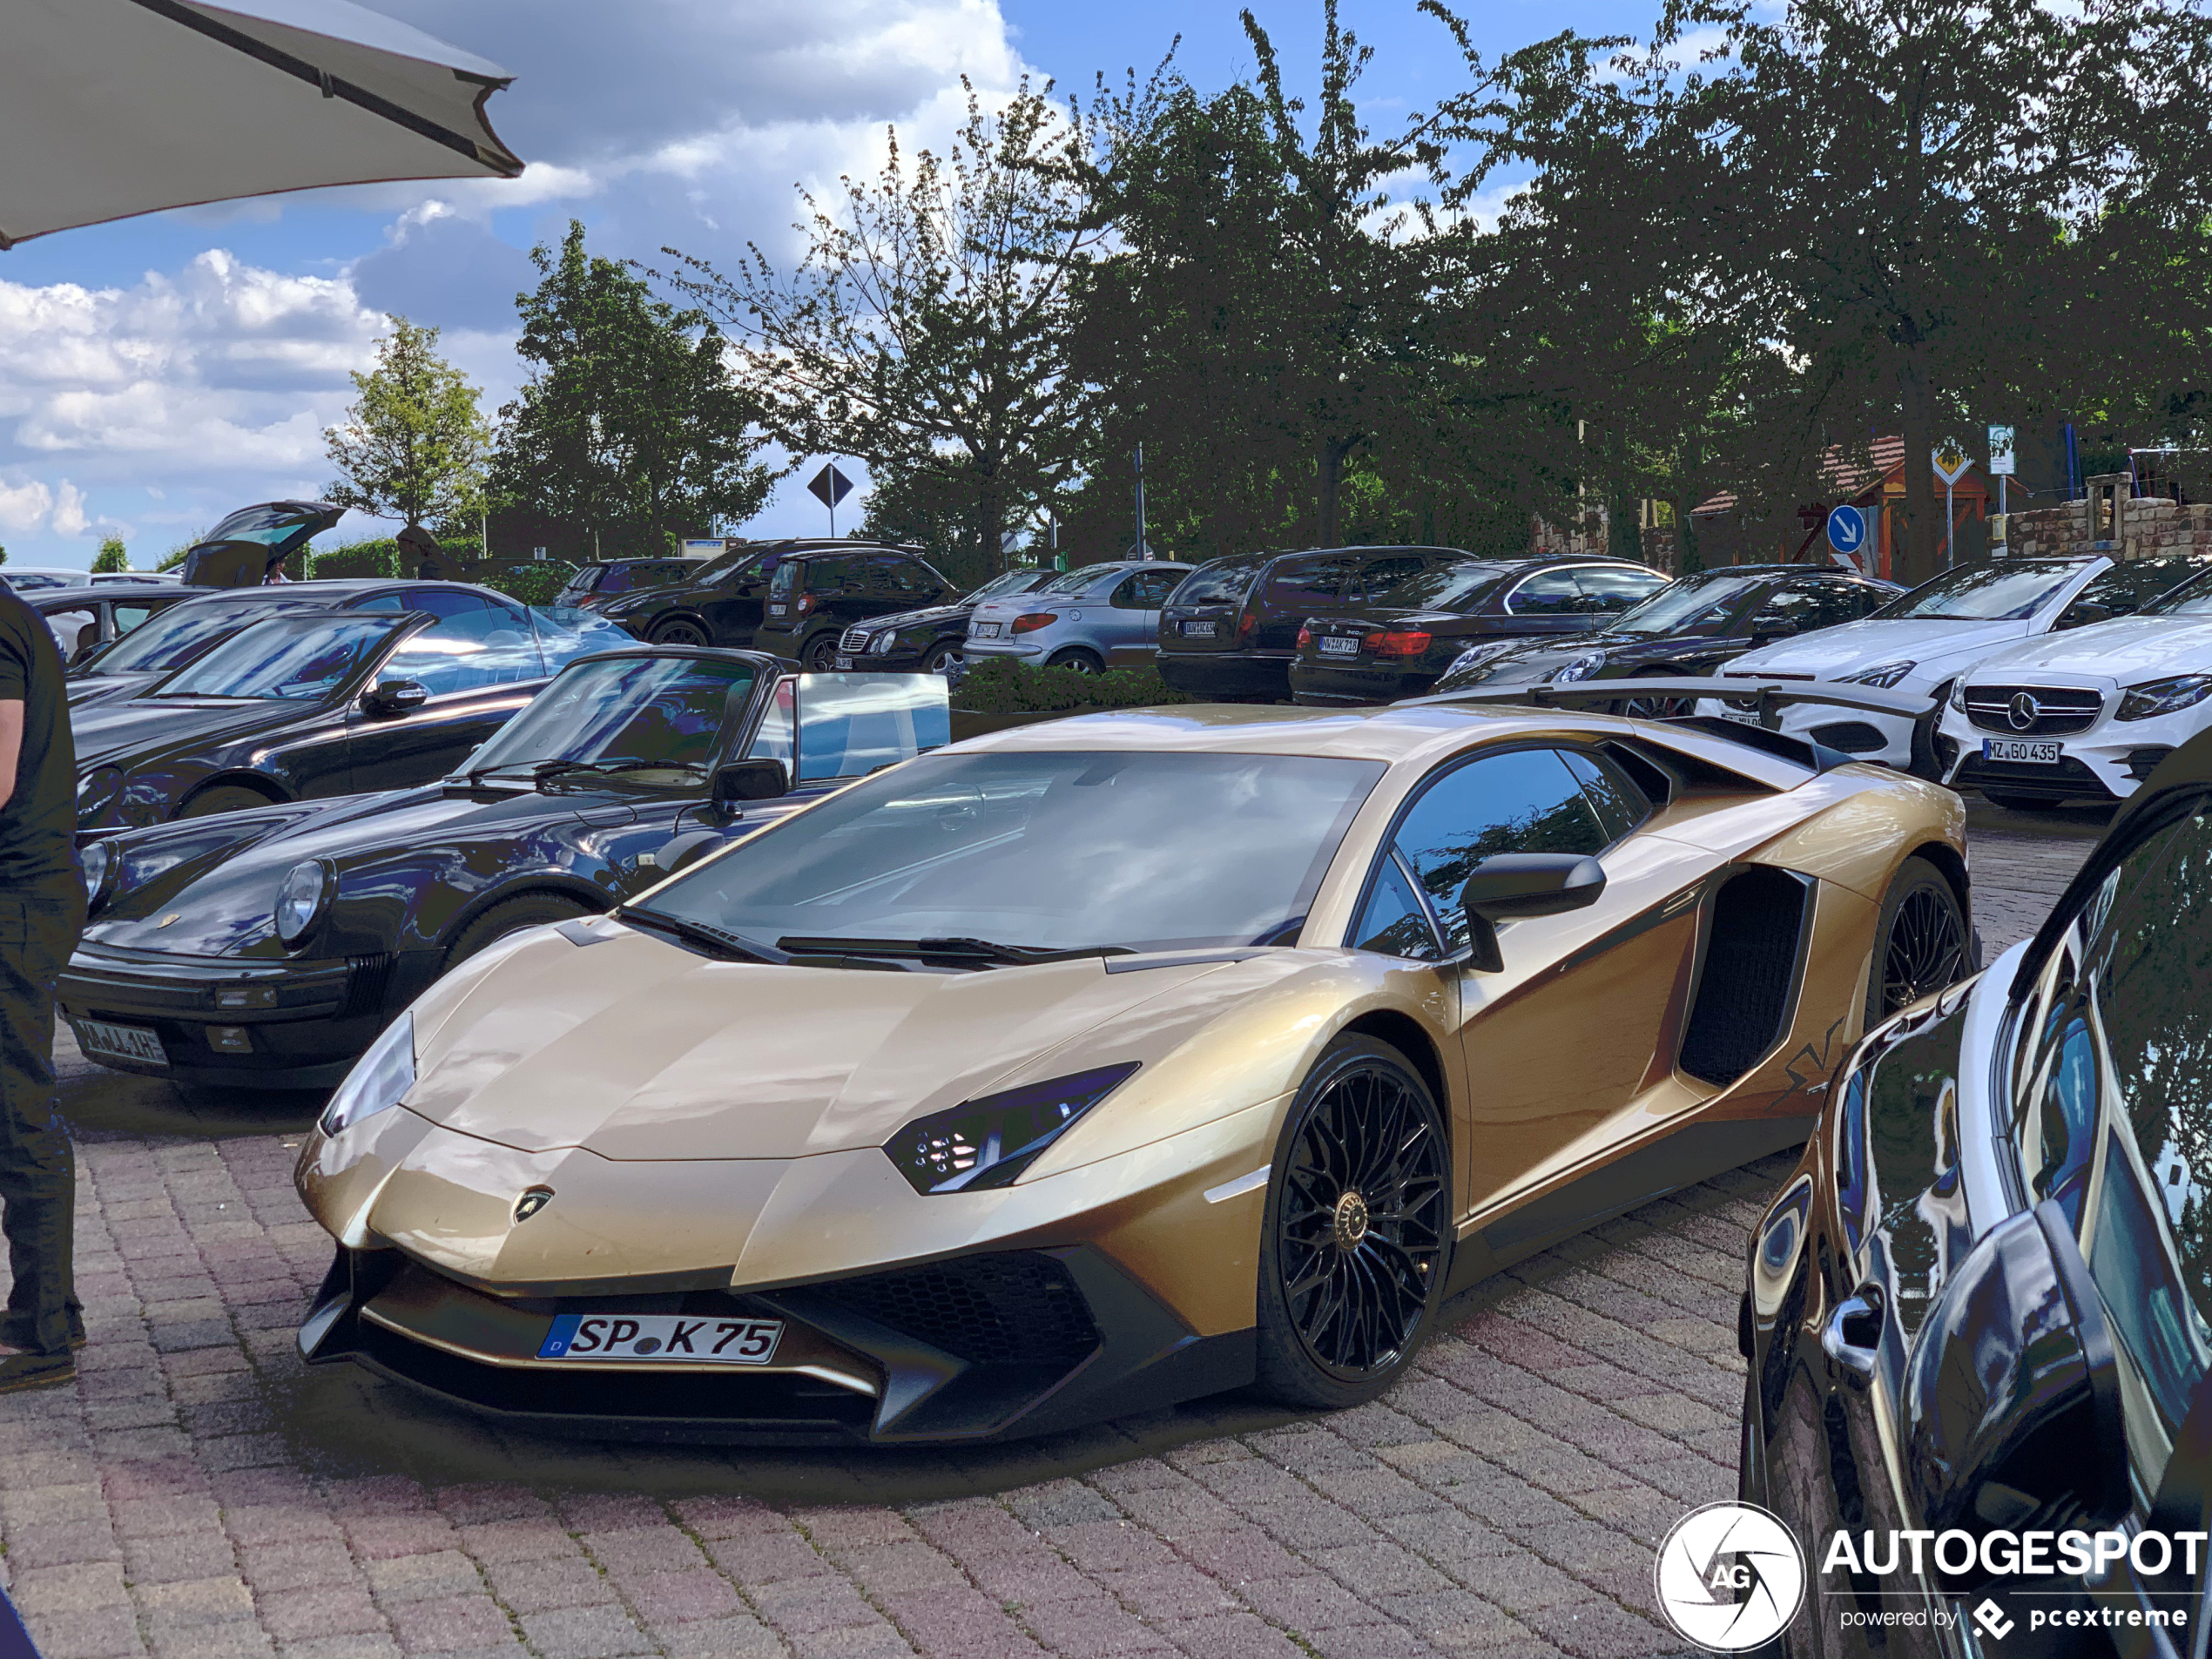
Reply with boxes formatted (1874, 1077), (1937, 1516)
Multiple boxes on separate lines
(618, 909), (780, 963)
(775, 934), (1135, 968)
(467, 758), (705, 789)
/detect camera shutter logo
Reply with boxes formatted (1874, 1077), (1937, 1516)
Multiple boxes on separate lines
(1653, 1502), (1805, 1652)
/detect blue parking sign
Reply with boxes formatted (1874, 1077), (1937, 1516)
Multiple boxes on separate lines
(1826, 504), (1869, 556)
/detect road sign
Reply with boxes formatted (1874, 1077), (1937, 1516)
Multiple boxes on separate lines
(1987, 425), (2015, 476)
(806, 463), (853, 509)
(1826, 503), (1869, 557)
(1932, 447), (1972, 485)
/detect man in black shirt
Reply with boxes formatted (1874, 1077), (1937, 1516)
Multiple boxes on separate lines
(0, 582), (87, 1391)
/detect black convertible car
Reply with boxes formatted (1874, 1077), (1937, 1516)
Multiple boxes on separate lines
(1424, 563), (1897, 711)
(73, 604), (629, 831)
(61, 651), (949, 1089)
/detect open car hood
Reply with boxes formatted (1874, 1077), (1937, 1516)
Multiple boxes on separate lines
(407, 926), (1258, 1162)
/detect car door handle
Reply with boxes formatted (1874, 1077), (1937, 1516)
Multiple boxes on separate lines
(1820, 1287), (1884, 1385)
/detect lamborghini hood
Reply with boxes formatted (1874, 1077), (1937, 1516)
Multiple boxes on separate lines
(407, 926), (1271, 1163)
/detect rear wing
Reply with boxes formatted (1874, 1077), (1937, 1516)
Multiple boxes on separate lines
(1401, 675), (1939, 775)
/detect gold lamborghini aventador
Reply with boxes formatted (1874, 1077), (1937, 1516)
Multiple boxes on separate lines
(295, 693), (1969, 1444)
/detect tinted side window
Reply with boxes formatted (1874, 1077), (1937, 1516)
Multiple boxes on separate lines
(1390, 749), (1608, 954)
(1113, 570), (1184, 610)
(1170, 558), (1263, 607)
(1352, 856), (1441, 961)
(1264, 556), (1358, 611)
(2072, 554), (2212, 621)
(351, 593), (407, 611)
(806, 558), (857, 593)
(379, 631), (541, 698)
(1504, 570), (1586, 615)
(1353, 556), (1428, 603)
(404, 589), (495, 623)
(1571, 567), (1664, 611)
(1561, 750), (1650, 844)
(1769, 580), (1868, 631)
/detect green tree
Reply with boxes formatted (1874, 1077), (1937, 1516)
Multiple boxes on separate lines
(493, 222), (773, 556)
(325, 317), (489, 534)
(665, 81), (1102, 573)
(91, 536), (130, 573)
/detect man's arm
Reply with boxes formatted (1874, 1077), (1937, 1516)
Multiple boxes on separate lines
(0, 699), (20, 812)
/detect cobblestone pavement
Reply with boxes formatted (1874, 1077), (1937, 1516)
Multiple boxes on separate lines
(0, 805), (2100, 1659)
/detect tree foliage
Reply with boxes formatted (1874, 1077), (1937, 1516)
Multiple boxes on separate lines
(664, 82), (1101, 574)
(493, 221), (773, 558)
(91, 536), (130, 574)
(324, 316), (489, 533)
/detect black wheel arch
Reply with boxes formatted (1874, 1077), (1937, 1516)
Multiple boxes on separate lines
(179, 771), (291, 811)
(1904, 839), (1971, 922)
(429, 877), (610, 959)
(1337, 1008), (1450, 1120)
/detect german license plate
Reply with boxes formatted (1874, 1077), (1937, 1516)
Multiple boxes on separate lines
(834, 655), (853, 670)
(1181, 619), (1217, 637)
(536, 1312), (784, 1366)
(972, 621), (1001, 638)
(1318, 635), (1359, 657)
(768, 604), (786, 617)
(1719, 704), (1763, 725)
(1984, 737), (2060, 765)
(76, 1018), (166, 1066)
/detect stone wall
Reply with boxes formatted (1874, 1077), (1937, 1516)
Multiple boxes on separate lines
(1997, 496), (2212, 561)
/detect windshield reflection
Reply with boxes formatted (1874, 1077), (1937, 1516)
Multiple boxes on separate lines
(153, 616), (399, 700)
(463, 656), (759, 778)
(1874, 561), (2077, 622)
(1607, 572), (1767, 636)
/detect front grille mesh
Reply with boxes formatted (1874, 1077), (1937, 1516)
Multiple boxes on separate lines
(817, 1254), (1098, 1368)
(1964, 685), (2102, 735)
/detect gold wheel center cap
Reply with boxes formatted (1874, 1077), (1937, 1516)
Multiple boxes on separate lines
(1333, 1190), (1370, 1248)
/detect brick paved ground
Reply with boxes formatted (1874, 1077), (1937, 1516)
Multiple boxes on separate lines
(0, 810), (2096, 1659)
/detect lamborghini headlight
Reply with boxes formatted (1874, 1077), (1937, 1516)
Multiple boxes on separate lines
(886, 1062), (1141, 1194)
(1551, 652), (1607, 685)
(274, 860), (329, 948)
(1840, 659), (1917, 689)
(2117, 674), (2212, 722)
(318, 1011), (415, 1137)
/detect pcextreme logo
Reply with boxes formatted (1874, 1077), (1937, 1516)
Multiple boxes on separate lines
(1654, 1502), (1806, 1652)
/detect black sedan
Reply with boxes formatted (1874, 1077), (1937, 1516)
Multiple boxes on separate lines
(72, 604), (628, 831)
(1737, 728), (2212, 1656)
(831, 567), (1055, 673)
(60, 651), (949, 1089)
(1285, 557), (1669, 705)
(1423, 564), (1897, 710)
(66, 579), (543, 709)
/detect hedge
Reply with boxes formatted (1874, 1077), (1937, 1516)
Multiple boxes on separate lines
(951, 656), (1191, 714)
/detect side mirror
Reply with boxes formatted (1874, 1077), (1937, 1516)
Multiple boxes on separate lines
(1900, 1200), (2127, 1588)
(361, 678), (427, 716)
(712, 758), (788, 808)
(1457, 853), (1606, 972)
(2060, 601), (2113, 629)
(1750, 611), (1799, 638)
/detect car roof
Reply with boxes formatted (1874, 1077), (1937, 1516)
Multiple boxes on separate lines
(28, 583), (204, 604)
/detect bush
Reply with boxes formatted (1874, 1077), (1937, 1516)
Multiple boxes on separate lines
(309, 538), (404, 579)
(952, 656), (1191, 713)
(484, 563), (581, 606)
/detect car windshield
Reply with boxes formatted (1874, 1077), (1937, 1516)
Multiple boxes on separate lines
(965, 570), (1049, 604)
(2140, 567), (2212, 617)
(152, 615), (401, 700)
(1608, 572), (1769, 636)
(633, 749), (1386, 954)
(462, 655), (759, 780)
(1035, 565), (1114, 594)
(1372, 563), (1512, 612)
(1873, 561), (2081, 621)
(78, 597), (317, 675)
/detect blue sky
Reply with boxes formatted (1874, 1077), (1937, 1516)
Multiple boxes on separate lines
(0, 0), (1652, 570)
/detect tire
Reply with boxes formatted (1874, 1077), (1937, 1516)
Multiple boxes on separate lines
(1980, 787), (2061, 812)
(1906, 704), (1946, 782)
(176, 784), (279, 820)
(650, 618), (711, 647)
(1866, 855), (1969, 1024)
(920, 639), (962, 675)
(802, 632), (843, 671)
(1254, 1035), (1453, 1410)
(1047, 648), (1104, 675)
(445, 894), (593, 969)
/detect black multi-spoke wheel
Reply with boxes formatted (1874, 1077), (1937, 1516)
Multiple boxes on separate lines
(1867, 856), (1969, 1022)
(1256, 1035), (1451, 1407)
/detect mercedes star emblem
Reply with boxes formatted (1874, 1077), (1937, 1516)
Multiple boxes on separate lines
(2007, 692), (2040, 731)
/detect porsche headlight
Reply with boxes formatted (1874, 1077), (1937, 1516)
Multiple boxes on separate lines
(76, 765), (125, 824)
(1840, 659), (1917, 689)
(274, 860), (330, 948)
(318, 1011), (415, 1137)
(886, 1062), (1140, 1194)
(2118, 674), (2212, 722)
(80, 840), (115, 912)
(1551, 652), (1607, 685)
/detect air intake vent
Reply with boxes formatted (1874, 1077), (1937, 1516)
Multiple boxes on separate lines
(816, 1254), (1099, 1368)
(1679, 867), (1810, 1086)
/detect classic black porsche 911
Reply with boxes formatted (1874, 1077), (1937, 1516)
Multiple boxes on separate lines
(59, 650), (949, 1089)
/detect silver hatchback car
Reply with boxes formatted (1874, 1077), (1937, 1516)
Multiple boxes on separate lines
(963, 559), (1196, 673)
